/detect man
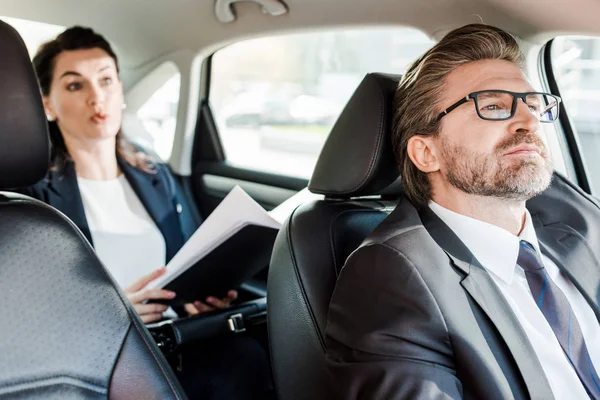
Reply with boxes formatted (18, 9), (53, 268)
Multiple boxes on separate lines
(325, 24), (600, 399)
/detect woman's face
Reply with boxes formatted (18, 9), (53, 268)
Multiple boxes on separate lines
(43, 48), (124, 144)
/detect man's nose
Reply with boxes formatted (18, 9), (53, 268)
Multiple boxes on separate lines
(511, 98), (540, 132)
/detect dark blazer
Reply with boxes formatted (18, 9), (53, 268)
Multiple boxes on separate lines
(325, 173), (600, 400)
(19, 159), (198, 263)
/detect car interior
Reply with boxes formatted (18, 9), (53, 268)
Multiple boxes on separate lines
(0, 0), (600, 398)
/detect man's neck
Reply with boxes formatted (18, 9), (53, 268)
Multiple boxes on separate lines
(63, 135), (120, 181)
(431, 188), (527, 236)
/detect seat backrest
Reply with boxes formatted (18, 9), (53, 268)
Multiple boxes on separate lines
(0, 20), (186, 399)
(267, 73), (402, 400)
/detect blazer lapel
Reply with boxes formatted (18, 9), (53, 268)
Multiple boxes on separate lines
(532, 215), (600, 317)
(421, 207), (554, 400)
(119, 160), (184, 261)
(46, 163), (93, 245)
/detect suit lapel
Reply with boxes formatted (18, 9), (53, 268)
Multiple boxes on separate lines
(532, 215), (600, 318)
(421, 207), (554, 400)
(46, 163), (93, 245)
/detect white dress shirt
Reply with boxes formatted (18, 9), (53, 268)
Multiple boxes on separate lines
(429, 201), (600, 400)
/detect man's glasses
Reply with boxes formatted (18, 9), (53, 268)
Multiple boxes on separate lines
(437, 90), (562, 123)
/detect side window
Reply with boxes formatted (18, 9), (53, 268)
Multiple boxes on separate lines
(552, 36), (600, 193)
(210, 28), (434, 178)
(124, 62), (181, 161)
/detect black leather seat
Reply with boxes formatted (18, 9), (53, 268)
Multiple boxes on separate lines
(267, 73), (402, 400)
(0, 20), (186, 399)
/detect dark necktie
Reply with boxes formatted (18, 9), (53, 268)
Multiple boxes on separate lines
(518, 240), (600, 399)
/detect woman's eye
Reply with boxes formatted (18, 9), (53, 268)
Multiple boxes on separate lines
(102, 77), (113, 85)
(66, 82), (82, 91)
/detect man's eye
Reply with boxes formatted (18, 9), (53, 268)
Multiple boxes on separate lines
(102, 77), (113, 85)
(482, 104), (502, 111)
(528, 104), (540, 112)
(66, 82), (82, 91)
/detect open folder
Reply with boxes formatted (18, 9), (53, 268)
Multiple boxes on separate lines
(146, 186), (282, 305)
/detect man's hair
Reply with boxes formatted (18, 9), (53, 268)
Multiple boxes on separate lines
(392, 24), (525, 207)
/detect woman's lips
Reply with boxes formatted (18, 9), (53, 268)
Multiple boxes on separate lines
(90, 113), (108, 124)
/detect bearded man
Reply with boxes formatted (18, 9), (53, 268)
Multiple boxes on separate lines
(325, 24), (600, 400)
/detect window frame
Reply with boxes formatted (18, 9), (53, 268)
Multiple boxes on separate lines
(542, 38), (593, 194)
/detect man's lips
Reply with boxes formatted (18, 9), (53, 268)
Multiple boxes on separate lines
(503, 144), (542, 156)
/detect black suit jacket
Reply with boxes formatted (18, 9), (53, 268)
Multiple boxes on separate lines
(18, 159), (198, 263)
(325, 174), (600, 400)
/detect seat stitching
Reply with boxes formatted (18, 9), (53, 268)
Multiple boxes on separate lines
(129, 317), (185, 399)
(347, 76), (387, 193)
(285, 206), (328, 351)
(0, 375), (107, 395)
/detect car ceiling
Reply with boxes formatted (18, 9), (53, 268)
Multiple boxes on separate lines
(1, 0), (599, 69)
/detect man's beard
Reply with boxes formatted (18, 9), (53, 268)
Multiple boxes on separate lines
(440, 132), (554, 201)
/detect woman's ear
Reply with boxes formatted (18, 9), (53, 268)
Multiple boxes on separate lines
(42, 97), (56, 122)
(407, 135), (440, 173)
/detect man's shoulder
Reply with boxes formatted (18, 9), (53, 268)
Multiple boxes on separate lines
(528, 172), (600, 234)
(348, 197), (450, 272)
(360, 197), (430, 250)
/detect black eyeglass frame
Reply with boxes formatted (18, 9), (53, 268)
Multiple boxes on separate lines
(436, 90), (562, 122)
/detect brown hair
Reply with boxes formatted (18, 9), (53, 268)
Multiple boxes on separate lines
(33, 26), (154, 173)
(392, 23), (525, 207)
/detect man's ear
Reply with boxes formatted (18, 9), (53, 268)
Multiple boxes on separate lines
(42, 97), (56, 122)
(407, 135), (440, 173)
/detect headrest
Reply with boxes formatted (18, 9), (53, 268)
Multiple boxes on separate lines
(0, 20), (49, 189)
(308, 73), (401, 198)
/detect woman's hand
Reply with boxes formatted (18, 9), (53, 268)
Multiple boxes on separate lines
(124, 267), (176, 323)
(183, 290), (238, 316)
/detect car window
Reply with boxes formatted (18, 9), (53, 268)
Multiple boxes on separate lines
(132, 73), (181, 161)
(210, 28), (434, 179)
(552, 36), (600, 193)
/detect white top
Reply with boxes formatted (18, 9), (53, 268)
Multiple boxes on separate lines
(429, 201), (600, 400)
(78, 175), (167, 289)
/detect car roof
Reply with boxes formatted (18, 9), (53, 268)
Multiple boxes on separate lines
(2, 0), (600, 69)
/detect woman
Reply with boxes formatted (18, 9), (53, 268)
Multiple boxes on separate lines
(22, 26), (273, 399)
(28, 26), (236, 321)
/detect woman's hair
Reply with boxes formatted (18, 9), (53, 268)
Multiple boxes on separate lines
(391, 24), (525, 207)
(33, 26), (154, 172)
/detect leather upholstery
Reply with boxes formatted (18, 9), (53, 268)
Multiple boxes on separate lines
(308, 73), (401, 198)
(268, 73), (403, 399)
(0, 20), (186, 399)
(0, 194), (186, 399)
(268, 199), (397, 400)
(0, 21), (49, 189)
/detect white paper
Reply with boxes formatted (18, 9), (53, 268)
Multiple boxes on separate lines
(147, 186), (281, 289)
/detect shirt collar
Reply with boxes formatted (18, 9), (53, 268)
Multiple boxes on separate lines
(428, 201), (540, 285)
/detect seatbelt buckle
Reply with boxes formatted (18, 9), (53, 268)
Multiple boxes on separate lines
(227, 313), (246, 333)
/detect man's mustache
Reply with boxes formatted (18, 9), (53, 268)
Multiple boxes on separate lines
(496, 132), (548, 157)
